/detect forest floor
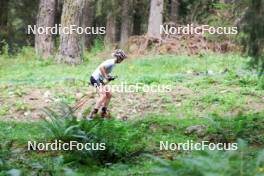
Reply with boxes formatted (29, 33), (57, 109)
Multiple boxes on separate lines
(0, 48), (264, 175)
(0, 49), (263, 121)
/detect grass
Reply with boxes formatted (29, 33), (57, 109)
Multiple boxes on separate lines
(0, 47), (264, 175)
(0, 47), (255, 86)
(0, 112), (264, 175)
(0, 121), (46, 143)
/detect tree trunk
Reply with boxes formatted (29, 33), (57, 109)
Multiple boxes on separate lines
(132, 0), (146, 35)
(57, 0), (84, 65)
(0, 0), (9, 27)
(147, 0), (164, 39)
(120, 0), (133, 47)
(105, 13), (117, 45)
(35, 0), (56, 59)
(132, 13), (141, 35)
(82, 0), (95, 49)
(170, 0), (179, 23)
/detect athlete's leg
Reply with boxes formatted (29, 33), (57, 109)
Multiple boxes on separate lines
(100, 86), (112, 118)
(95, 86), (107, 109)
(87, 84), (107, 119)
(102, 86), (112, 107)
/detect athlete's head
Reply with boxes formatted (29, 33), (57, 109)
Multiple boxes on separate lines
(112, 49), (127, 63)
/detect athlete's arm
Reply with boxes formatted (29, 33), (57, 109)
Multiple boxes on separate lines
(99, 66), (109, 79)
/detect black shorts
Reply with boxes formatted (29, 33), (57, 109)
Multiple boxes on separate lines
(90, 76), (104, 87)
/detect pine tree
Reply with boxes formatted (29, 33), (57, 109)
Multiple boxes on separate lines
(147, 0), (164, 39)
(56, 0), (84, 65)
(35, 0), (56, 59)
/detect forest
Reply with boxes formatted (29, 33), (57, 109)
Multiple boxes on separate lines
(0, 0), (264, 175)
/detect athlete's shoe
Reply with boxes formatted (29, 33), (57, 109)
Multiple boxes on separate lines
(87, 109), (98, 120)
(100, 110), (111, 119)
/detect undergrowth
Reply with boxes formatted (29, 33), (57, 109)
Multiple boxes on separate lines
(42, 103), (147, 165)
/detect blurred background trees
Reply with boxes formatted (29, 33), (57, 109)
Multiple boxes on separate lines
(0, 0), (38, 53)
(0, 0), (263, 70)
(240, 0), (264, 72)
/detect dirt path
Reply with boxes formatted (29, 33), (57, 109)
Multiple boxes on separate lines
(0, 85), (193, 121)
(0, 84), (263, 121)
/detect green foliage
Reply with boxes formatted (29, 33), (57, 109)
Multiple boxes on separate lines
(257, 77), (264, 90)
(0, 110), (264, 175)
(206, 113), (264, 144)
(0, 141), (23, 175)
(14, 101), (31, 112)
(152, 140), (264, 176)
(25, 156), (76, 176)
(137, 75), (161, 84)
(0, 105), (10, 116)
(0, 0), (38, 53)
(77, 119), (146, 164)
(0, 51), (264, 175)
(0, 141), (12, 171)
(238, 76), (258, 87)
(241, 0), (264, 71)
(42, 103), (79, 141)
(200, 93), (237, 107)
(43, 103), (146, 165)
(179, 0), (220, 23)
(90, 37), (105, 55)
(0, 40), (9, 59)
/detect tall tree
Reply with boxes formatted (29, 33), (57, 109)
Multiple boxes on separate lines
(105, 14), (117, 44)
(132, 0), (142, 35)
(82, 0), (96, 49)
(170, 0), (179, 23)
(242, 0), (264, 71)
(57, 0), (84, 65)
(120, 0), (133, 47)
(147, 0), (164, 39)
(0, 0), (9, 51)
(104, 0), (118, 45)
(35, 0), (56, 59)
(0, 0), (9, 27)
(132, 0), (149, 35)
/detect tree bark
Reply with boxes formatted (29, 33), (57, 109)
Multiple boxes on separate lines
(0, 0), (9, 27)
(35, 0), (56, 59)
(132, 0), (144, 35)
(82, 0), (95, 49)
(120, 0), (133, 47)
(147, 0), (164, 39)
(170, 0), (179, 23)
(57, 0), (84, 65)
(105, 13), (117, 45)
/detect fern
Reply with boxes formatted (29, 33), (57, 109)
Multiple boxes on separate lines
(42, 103), (146, 165)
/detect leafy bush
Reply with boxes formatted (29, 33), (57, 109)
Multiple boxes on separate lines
(90, 37), (105, 55)
(82, 119), (146, 163)
(239, 76), (258, 87)
(42, 103), (80, 141)
(152, 140), (264, 176)
(43, 103), (146, 165)
(206, 113), (264, 144)
(257, 77), (264, 90)
(0, 40), (9, 59)
(137, 75), (161, 85)
(0, 105), (10, 116)
(0, 141), (23, 175)
(0, 141), (12, 171)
